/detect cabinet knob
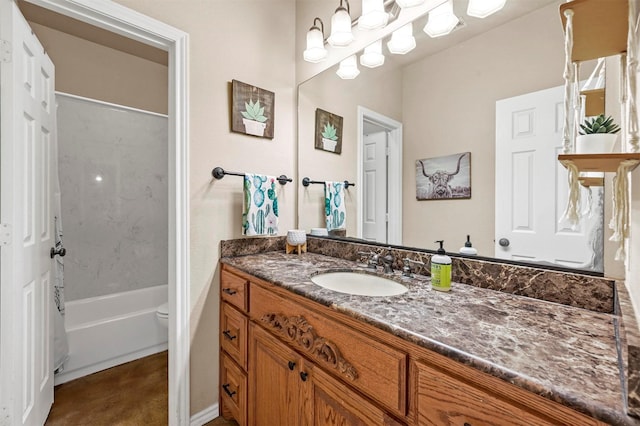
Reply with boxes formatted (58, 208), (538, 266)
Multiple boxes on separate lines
(498, 238), (510, 247)
(222, 288), (237, 296)
(288, 361), (296, 371)
(300, 371), (308, 382)
(222, 383), (236, 398)
(222, 330), (237, 340)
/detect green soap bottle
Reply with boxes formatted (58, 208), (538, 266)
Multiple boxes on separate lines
(431, 240), (451, 292)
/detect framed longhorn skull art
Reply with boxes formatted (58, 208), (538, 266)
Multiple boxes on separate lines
(415, 152), (471, 200)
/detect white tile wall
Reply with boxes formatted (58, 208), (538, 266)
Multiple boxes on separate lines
(56, 94), (168, 301)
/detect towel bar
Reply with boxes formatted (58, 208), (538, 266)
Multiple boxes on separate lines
(212, 167), (292, 185)
(301, 177), (355, 188)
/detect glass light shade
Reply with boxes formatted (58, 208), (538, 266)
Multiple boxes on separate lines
(394, 0), (425, 7)
(359, 0), (388, 30)
(360, 40), (385, 68)
(303, 26), (327, 63)
(336, 55), (360, 79)
(387, 23), (416, 55)
(467, 0), (506, 18)
(423, 0), (459, 38)
(328, 7), (354, 47)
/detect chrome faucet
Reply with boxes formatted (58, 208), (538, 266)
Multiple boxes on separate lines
(402, 258), (427, 277)
(381, 249), (394, 274)
(358, 251), (379, 270)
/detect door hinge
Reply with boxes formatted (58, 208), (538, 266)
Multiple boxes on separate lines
(0, 40), (11, 63)
(386, 147), (391, 156)
(0, 223), (11, 246)
(385, 213), (389, 223)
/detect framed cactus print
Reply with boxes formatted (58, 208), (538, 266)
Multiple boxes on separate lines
(231, 80), (275, 139)
(315, 108), (343, 154)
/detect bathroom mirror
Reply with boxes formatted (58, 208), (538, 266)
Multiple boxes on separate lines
(297, 0), (608, 273)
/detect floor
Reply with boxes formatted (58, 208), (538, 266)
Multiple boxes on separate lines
(45, 351), (237, 425)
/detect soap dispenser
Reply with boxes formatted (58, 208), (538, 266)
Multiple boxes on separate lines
(431, 240), (452, 292)
(459, 235), (478, 256)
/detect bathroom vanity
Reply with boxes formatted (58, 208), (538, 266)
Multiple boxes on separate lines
(218, 238), (639, 426)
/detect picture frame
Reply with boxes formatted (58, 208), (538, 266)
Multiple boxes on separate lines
(231, 79), (275, 139)
(416, 152), (471, 200)
(314, 108), (343, 154)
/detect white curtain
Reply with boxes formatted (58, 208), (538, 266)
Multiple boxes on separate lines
(53, 109), (69, 373)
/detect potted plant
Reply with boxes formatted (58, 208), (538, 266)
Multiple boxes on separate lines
(576, 114), (621, 153)
(321, 123), (339, 151)
(241, 99), (268, 137)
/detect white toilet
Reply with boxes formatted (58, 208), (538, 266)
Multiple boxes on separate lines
(156, 302), (169, 329)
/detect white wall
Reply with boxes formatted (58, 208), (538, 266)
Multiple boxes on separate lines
(401, 3), (566, 256)
(113, 0), (297, 414)
(298, 64), (403, 235)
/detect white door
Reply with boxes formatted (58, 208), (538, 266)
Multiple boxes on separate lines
(495, 85), (602, 269)
(1, 1), (56, 424)
(362, 129), (387, 242)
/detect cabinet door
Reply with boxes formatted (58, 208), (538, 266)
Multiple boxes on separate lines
(249, 323), (304, 426)
(413, 360), (554, 426)
(310, 366), (404, 426)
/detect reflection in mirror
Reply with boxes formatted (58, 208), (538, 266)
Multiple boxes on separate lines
(297, 0), (609, 273)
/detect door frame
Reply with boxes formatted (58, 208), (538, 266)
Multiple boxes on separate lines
(356, 106), (402, 245)
(3, 1), (190, 425)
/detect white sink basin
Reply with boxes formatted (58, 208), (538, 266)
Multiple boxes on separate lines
(310, 271), (408, 297)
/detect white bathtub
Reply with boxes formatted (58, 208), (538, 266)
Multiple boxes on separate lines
(54, 285), (168, 385)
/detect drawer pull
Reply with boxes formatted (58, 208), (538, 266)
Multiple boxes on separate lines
(222, 383), (237, 398)
(222, 330), (237, 341)
(222, 288), (237, 296)
(288, 361), (296, 371)
(300, 371), (308, 382)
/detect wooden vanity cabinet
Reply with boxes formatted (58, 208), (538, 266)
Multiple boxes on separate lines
(250, 322), (403, 426)
(220, 264), (608, 426)
(220, 269), (250, 425)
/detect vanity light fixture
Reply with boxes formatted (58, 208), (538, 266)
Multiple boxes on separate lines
(466, 0), (506, 18)
(303, 18), (328, 63)
(387, 22), (416, 55)
(336, 55), (360, 79)
(360, 40), (385, 68)
(394, 0), (425, 8)
(359, 0), (389, 30)
(423, 0), (459, 38)
(328, 0), (354, 47)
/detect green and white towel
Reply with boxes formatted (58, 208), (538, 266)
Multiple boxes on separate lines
(324, 181), (346, 231)
(243, 174), (279, 236)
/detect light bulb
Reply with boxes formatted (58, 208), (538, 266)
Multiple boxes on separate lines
(387, 23), (416, 55)
(424, 0), (459, 38)
(467, 0), (507, 18)
(359, 0), (388, 30)
(360, 40), (385, 68)
(337, 55), (360, 79)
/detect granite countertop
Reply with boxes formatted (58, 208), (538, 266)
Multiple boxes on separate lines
(221, 251), (637, 426)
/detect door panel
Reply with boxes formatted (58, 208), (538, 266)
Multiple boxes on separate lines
(0, 1), (56, 424)
(362, 130), (387, 243)
(495, 85), (603, 270)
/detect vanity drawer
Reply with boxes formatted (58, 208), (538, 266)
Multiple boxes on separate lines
(250, 283), (408, 417)
(221, 269), (248, 312)
(221, 303), (248, 370)
(220, 353), (247, 426)
(412, 360), (584, 426)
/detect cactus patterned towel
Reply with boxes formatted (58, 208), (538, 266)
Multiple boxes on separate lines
(325, 181), (346, 231)
(243, 174), (279, 236)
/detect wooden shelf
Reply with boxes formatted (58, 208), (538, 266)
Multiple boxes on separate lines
(558, 153), (640, 172)
(578, 176), (604, 187)
(559, 0), (628, 62)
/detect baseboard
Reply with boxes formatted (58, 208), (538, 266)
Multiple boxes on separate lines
(190, 403), (219, 426)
